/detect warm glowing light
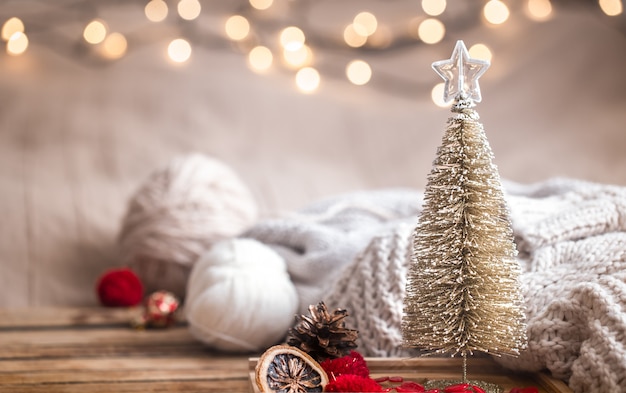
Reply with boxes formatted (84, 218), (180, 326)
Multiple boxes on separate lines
(469, 43), (493, 62)
(422, 0), (447, 16)
(353, 12), (378, 37)
(280, 26), (305, 51)
(484, 0), (510, 25)
(367, 25), (393, 49)
(526, 0), (553, 21)
(7, 32), (28, 55)
(178, 0), (201, 21)
(168, 38), (192, 63)
(343, 24), (367, 48)
(418, 18), (445, 44)
(225, 15), (250, 41)
(283, 44), (312, 69)
(2, 17), (24, 41)
(83, 19), (107, 45)
(101, 32), (127, 59)
(248, 46), (273, 72)
(431, 83), (451, 107)
(599, 0), (623, 15)
(408, 18), (421, 40)
(250, 0), (274, 10)
(346, 60), (372, 86)
(145, 0), (168, 22)
(295, 67), (320, 93)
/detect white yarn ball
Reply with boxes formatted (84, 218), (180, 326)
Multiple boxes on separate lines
(118, 153), (258, 299)
(185, 238), (298, 352)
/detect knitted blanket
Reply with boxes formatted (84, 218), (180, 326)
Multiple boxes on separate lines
(246, 178), (626, 393)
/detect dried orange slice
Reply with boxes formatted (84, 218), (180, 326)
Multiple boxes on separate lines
(255, 344), (329, 393)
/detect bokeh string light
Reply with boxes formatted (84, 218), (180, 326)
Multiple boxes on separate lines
(1, 0), (623, 101)
(177, 0), (201, 21)
(145, 0), (168, 22)
(346, 60), (372, 86)
(2, 17), (24, 41)
(600, 0), (623, 16)
(248, 45), (273, 72)
(101, 32), (128, 60)
(168, 38), (192, 63)
(7, 32), (28, 56)
(83, 20), (107, 45)
(483, 0), (510, 25)
(295, 67), (320, 93)
(225, 15), (250, 41)
(526, 0), (553, 21)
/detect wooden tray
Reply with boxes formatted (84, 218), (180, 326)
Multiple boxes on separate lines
(248, 356), (573, 393)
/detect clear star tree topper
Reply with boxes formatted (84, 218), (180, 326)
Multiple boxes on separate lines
(402, 40), (527, 365)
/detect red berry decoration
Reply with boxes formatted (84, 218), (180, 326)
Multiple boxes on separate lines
(325, 374), (384, 393)
(96, 267), (144, 307)
(321, 351), (370, 379)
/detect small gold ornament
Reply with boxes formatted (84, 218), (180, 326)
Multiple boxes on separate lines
(131, 290), (180, 329)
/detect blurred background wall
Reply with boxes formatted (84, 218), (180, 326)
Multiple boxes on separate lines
(0, 0), (625, 307)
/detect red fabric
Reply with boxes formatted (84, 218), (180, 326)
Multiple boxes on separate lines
(96, 268), (144, 307)
(321, 350), (370, 379)
(325, 374), (384, 392)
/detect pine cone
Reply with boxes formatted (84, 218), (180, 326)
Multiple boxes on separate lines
(286, 301), (358, 362)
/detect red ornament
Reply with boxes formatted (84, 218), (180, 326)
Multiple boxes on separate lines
(325, 374), (384, 393)
(321, 351), (370, 379)
(142, 290), (180, 328)
(96, 268), (144, 307)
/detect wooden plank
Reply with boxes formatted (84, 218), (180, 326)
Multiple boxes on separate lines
(0, 326), (194, 346)
(0, 342), (207, 359)
(248, 357), (573, 393)
(0, 306), (253, 392)
(0, 355), (246, 373)
(0, 379), (249, 393)
(0, 307), (143, 328)
(0, 324), (210, 359)
(0, 367), (247, 385)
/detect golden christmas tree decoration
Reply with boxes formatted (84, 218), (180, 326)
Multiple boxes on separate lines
(402, 40), (527, 384)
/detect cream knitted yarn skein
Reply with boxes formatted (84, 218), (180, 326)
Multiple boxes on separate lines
(324, 223), (422, 358)
(185, 238), (298, 352)
(118, 154), (258, 299)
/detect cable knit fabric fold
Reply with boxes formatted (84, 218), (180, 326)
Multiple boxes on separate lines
(246, 178), (626, 393)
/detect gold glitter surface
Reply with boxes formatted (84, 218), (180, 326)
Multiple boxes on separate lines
(424, 379), (503, 393)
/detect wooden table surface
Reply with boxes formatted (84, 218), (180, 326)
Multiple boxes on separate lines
(0, 307), (573, 393)
(0, 307), (256, 392)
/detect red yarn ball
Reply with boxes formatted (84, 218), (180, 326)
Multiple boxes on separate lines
(96, 268), (144, 307)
